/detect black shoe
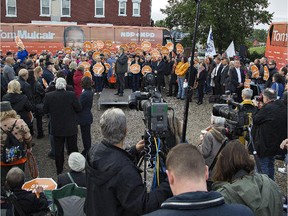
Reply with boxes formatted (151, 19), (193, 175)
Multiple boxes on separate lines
(176, 96), (180, 99)
(37, 134), (44, 139)
(114, 92), (120, 95)
(119, 93), (123, 96)
(181, 97), (185, 100)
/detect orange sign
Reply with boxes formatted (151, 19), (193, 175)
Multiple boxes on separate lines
(156, 44), (162, 51)
(135, 47), (143, 56)
(93, 63), (104, 75)
(161, 46), (170, 56)
(165, 42), (174, 52)
(130, 64), (141, 74)
(141, 41), (151, 52)
(251, 65), (259, 79)
(244, 79), (251, 89)
(176, 43), (184, 54)
(102, 49), (111, 57)
(22, 178), (57, 194)
(84, 71), (92, 79)
(15, 36), (25, 49)
(104, 63), (111, 71)
(142, 65), (152, 75)
(83, 41), (92, 52)
(129, 42), (137, 50)
(105, 40), (113, 48)
(64, 47), (72, 54)
(94, 40), (105, 50)
(120, 44), (129, 52)
(150, 49), (160, 59)
(92, 51), (101, 61)
(263, 65), (269, 81)
(80, 61), (91, 70)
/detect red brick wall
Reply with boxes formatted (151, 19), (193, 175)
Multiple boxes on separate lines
(1, 0), (50, 23)
(1, 0), (151, 26)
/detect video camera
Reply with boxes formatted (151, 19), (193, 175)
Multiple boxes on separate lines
(212, 91), (249, 140)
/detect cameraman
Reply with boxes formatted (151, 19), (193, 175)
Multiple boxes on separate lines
(252, 88), (287, 180)
(85, 108), (172, 216)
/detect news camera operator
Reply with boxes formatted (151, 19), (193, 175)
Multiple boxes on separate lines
(252, 88), (287, 180)
(85, 108), (172, 216)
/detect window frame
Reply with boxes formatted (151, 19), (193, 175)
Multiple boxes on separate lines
(95, 0), (105, 18)
(118, 0), (127, 16)
(40, 0), (51, 17)
(61, 0), (71, 17)
(132, 2), (141, 17)
(6, 0), (17, 17)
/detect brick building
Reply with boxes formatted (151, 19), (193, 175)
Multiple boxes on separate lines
(1, 0), (152, 26)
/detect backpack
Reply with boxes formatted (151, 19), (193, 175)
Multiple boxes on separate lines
(1, 120), (26, 163)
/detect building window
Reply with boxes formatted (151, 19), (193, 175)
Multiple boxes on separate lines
(6, 0), (17, 17)
(118, 0), (127, 16)
(95, 0), (104, 17)
(61, 0), (70, 17)
(40, 0), (51, 16)
(132, 0), (141, 17)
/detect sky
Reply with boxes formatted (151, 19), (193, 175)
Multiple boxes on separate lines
(151, 0), (288, 29)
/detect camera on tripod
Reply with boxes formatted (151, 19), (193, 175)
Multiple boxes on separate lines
(212, 91), (249, 140)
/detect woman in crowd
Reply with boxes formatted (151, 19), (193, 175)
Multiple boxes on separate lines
(131, 55), (142, 92)
(33, 66), (46, 139)
(271, 73), (284, 99)
(66, 61), (77, 87)
(78, 76), (93, 156)
(175, 56), (190, 100)
(0, 101), (32, 185)
(212, 140), (283, 216)
(2, 80), (34, 133)
(57, 152), (86, 188)
(73, 65), (84, 98)
(195, 62), (207, 105)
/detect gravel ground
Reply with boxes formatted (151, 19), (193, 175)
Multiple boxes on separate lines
(25, 90), (287, 196)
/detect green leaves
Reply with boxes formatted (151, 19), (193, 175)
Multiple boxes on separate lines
(161, 0), (273, 52)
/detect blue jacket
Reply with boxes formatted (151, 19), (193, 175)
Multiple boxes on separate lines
(144, 191), (254, 216)
(77, 89), (93, 125)
(17, 49), (28, 63)
(42, 68), (55, 85)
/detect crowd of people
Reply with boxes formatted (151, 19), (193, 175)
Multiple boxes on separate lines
(0, 45), (287, 216)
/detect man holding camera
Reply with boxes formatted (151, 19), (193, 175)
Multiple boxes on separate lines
(85, 108), (172, 216)
(252, 88), (287, 180)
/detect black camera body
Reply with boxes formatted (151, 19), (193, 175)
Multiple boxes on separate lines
(212, 93), (249, 140)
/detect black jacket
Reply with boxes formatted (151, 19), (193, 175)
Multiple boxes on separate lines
(196, 68), (207, 85)
(2, 93), (33, 126)
(85, 141), (172, 216)
(77, 89), (93, 126)
(17, 76), (33, 102)
(252, 100), (287, 157)
(12, 188), (49, 216)
(43, 89), (81, 136)
(185, 66), (197, 87)
(220, 65), (229, 86)
(229, 67), (245, 93)
(116, 53), (128, 74)
(33, 78), (45, 105)
(144, 191), (254, 216)
(57, 171), (86, 188)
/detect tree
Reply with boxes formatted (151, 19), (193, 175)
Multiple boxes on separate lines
(161, 0), (273, 52)
(250, 29), (268, 42)
(154, 20), (169, 28)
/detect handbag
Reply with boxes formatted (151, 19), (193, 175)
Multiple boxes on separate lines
(27, 151), (39, 179)
(108, 74), (117, 84)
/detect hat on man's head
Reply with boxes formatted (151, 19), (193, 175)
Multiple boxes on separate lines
(0, 101), (13, 112)
(68, 152), (86, 172)
(26, 60), (34, 68)
(46, 61), (54, 66)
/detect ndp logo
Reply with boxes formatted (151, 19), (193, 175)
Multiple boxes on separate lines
(120, 32), (155, 38)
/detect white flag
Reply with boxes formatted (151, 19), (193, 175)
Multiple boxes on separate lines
(205, 26), (216, 57)
(225, 41), (236, 58)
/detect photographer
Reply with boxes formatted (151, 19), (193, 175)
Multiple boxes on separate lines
(252, 88), (287, 180)
(85, 108), (172, 216)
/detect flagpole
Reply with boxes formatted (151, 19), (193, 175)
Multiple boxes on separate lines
(182, 0), (201, 143)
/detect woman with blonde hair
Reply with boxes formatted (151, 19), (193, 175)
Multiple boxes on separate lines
(2, 80), (33, 133)
(0, 101), (32, 185)
(66, 61), (77, 87)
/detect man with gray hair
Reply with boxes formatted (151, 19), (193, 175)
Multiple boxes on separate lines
(252, 88), (287, 180)
(43, 77), (81, 174)
(17, 68), (33, 101)
(86, 107), (172, 216)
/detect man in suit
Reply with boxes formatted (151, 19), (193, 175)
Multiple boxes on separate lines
(214, 56), (223, 95)
(42, 62), (55, 85)
(229, 59), (245, 102)
(219, 57), (229, 95)
(155, 55), (166, 93)
(115, 47), (128, 96)
(43, 78), (81, 174)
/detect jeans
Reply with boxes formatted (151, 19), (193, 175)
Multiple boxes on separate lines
(258, 156), (275, 180)
(177, 77), (185, 98)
